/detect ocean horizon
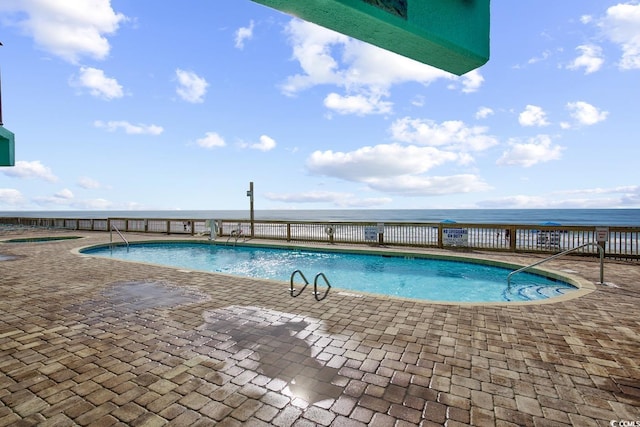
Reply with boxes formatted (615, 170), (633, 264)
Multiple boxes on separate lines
(0, 208), (639, 227)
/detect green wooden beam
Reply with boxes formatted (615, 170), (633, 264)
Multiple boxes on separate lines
(251, 0), (490, 75)
(0, 126), (15, 166)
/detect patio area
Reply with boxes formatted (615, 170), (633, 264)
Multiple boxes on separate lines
(0, 229), (639, 426)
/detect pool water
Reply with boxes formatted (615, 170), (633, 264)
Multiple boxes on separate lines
(82, 242), (577, 303)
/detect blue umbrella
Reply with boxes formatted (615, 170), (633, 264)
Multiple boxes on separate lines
(539, 221), (561, 226)
(441, 219), (457, 224)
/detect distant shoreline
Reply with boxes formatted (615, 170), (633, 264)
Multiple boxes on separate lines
(0, 208), (638, 226)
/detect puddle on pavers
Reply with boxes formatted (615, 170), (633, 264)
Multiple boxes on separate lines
(199, 305), (344, 404)
(101, 280), (207, 312)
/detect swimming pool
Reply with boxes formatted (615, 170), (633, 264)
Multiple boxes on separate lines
(81, 242), (579, 303)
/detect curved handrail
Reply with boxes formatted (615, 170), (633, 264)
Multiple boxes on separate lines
(290, 269), (309, 297)
(313, 272), (331, 301)
(226, 225), (244, 246)
(507, 242), (604, 290)
(110, 225), (129, 251)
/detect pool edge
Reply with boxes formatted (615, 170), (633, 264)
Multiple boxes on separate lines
(73, 239), (598, 306)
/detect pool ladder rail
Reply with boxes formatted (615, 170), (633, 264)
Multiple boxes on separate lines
(290, 270), (331, 301)
(506, 242), (604, 292)
(109, 225), (129, 252)
(226, 224), (246, 246)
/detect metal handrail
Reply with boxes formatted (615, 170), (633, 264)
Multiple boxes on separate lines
(507, 242), (604, 290)
(290, 270), (331, 300)
(226, 224), (244, 246)
(110, 225), (129, 250)
(290, 269), (309, 297)
(313, 272), (331, 301)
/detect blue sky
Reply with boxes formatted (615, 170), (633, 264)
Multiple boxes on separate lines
(0, 0), (638, 211)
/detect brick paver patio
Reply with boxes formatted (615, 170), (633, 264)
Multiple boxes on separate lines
(0, 229), (639, 426)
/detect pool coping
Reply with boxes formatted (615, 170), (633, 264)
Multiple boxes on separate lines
(73, 238), (597, 307)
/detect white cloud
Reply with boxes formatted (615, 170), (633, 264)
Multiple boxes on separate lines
(55, 188), (74, 200)
(527, 50), (551, 65)
(323, 92), (392, 116)
(77, 176), (103, 189)
(94, 120), (163, 135)
(252, 135), (277, 152)
(366, 174), (491, 196)
(235, 20), (254, 49)
(598, 2), (640, 70)
(3, 160), (58, 182)
(475, 107), (494, 120)
(458, 69), (484, 94)
(477, 195), (555, 209)
(566, 101), (609, 126)
(0, 0), (126, 63)
(196, 132), (226, 149)
(175, 69), (209, 103)
(264, 191), (392, 207)
(567, 44), (604, 74)
(581, 15), (594, 25)
(0, 189), (25, 206)
(411, 95), (425, 107)
(78, 198), (113, 210)
(390, 117), (499, 152)
(34, 194), (73, 206)
(477, 185), (640, 209)
(518, 105), (550, 127)
(497, 135), (564, 168)
(70, 66), (123, 99)
(32, 191), (119, 209)
(281, 19), (483, 115)
(307, 143), (460, 182)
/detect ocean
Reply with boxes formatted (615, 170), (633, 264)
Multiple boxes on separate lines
(0, 209), (639, 226)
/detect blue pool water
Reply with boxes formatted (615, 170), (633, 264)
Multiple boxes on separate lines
(81, 242), (578, 303)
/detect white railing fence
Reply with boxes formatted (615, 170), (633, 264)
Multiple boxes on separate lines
(1, 217), (637, 261)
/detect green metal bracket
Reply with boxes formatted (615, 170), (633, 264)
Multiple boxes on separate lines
(0, 126), (15, 166)
(251, 0), (490, 75)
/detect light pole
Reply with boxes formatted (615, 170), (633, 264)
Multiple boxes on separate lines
(246, 181), (254, 237)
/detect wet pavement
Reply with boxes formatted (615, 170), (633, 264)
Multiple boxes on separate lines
(0, 229), (639, 426)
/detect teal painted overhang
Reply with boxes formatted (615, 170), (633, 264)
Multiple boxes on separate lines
(0, 126), (15, 166)
(251, 0), (490, 75)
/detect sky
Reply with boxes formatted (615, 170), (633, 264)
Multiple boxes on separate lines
(0, 0), (638, 212)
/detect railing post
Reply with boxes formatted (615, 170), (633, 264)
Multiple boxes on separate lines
(509, 226), (516, 252)
(287, 223), (291, 242)
(437, 224), (444, 248)
(599, 244), (604, 284)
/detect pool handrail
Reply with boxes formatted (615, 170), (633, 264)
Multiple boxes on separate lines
(290, 269), (309, 297)
(110, 224), (129, 251)
(313, 272), (331, 301)
(291, 269), (331, 301)
(507, 242), (604, 290)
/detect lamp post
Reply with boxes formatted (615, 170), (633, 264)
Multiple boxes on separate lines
(246, 181), (254, 237)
